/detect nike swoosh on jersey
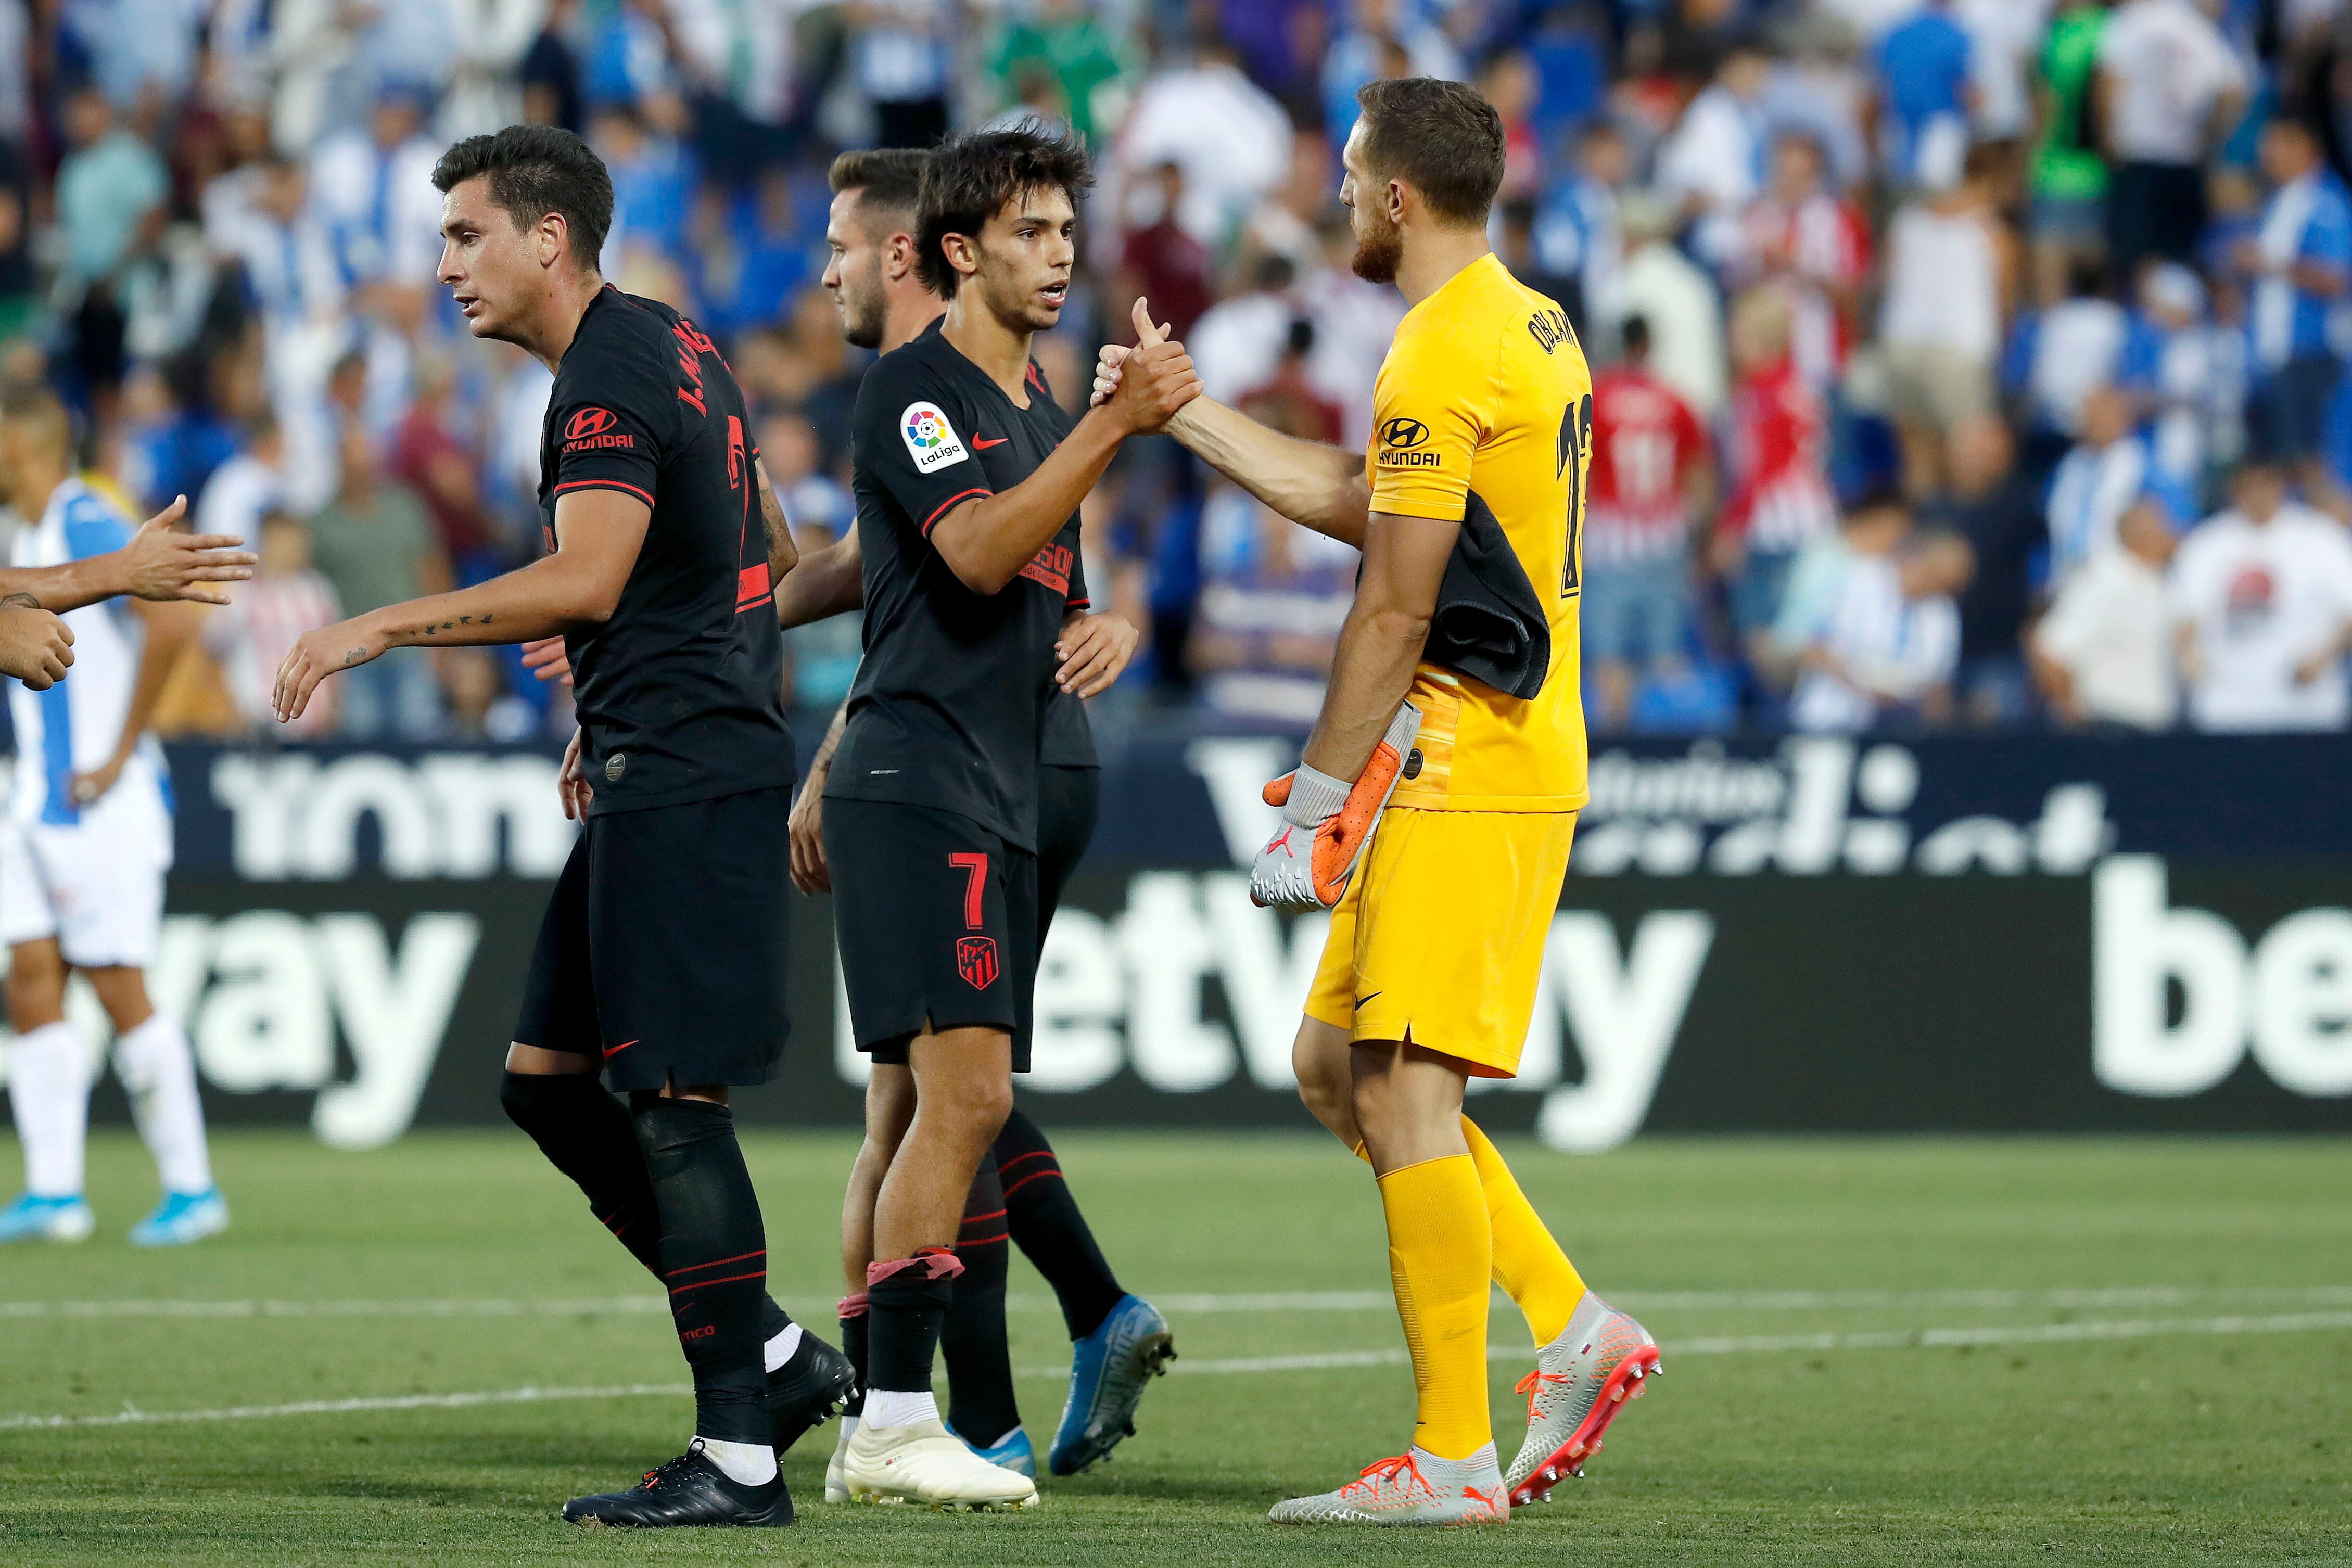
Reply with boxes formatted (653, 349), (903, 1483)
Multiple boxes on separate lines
(972, 436), (1010, 449)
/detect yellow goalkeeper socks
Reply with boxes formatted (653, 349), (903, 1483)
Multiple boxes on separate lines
(1462, 1116), (1586, 1347)
(1377, 1153), (1493, 1461)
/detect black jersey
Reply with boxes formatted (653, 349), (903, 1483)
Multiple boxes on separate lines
(827, 318), (1088, 850)
(539, 286), (795, 815)
(1040, 684), (1096, 769)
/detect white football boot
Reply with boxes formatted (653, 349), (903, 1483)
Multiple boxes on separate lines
(1269, 1444), (1509, 1526)
(1505, 1293), (1661, 1506)
(841, 1416), (1039, 1511)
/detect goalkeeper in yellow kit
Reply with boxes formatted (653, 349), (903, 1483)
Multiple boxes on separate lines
(1095, 77), (1660, 1524)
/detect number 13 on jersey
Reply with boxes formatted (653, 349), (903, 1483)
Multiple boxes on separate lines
(1557, 391), (1592, 597)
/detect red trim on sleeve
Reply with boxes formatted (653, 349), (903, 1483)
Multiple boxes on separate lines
(1065, 598), (1089, 611)
(735, 563), (772, 611)
(553, 479), (656, 508)
(921, 488), (994, 536)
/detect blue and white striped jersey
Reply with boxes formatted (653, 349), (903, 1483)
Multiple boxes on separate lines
(7, 478), (168, 827)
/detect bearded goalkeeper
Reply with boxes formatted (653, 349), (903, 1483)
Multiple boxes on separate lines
(1095, 77), (1660, 1525)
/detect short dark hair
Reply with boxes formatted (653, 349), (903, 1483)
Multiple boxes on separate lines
(1844, 484), (1909, 521)
(1620, 314), (1651, 357)
(832, 147), (929, 212)
(1354, 77), (1506, 228)
(431, 125), (614, 272)
(917, 122), (1093, 299)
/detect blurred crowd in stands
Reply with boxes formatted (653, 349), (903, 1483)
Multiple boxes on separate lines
(3, 0), (2352, 743)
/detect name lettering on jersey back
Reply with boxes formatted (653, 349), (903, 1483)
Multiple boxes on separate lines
(1527, 307), (1573, 355)
(900, 401), (970, 473)
(1019, 540), (1073, 596)
(672, 320), (716, 415)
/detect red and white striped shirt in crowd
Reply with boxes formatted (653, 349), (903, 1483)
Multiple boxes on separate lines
(1722, 359), (1838, 555)
(1585, 363), (1709, 564)
(204, 571), (344, 735)
(1731, 193), (1870, 391)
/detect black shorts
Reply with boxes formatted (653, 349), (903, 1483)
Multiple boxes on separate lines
(825, 798), (1037, 1072)
(1036, 764), (1100, 942)
(515, 787), (791, 1092)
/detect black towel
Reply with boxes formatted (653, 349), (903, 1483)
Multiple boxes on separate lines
(1423, 491), (1550, 700)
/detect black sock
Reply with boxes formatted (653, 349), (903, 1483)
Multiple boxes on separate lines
(500, 1072), (797, 1354)
(942, 1152), (1019, 1445)
(995, 1107), (1125, 1340)
(866, 1248), (959, 1403)
(840, 1304), (869, 1418)
(631, 1095), (769, 1445)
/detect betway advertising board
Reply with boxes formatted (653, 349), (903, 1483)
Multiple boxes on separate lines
(5, 733), (2346, 1147)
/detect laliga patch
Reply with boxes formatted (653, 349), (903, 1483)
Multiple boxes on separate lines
(900, 401), (969, 473)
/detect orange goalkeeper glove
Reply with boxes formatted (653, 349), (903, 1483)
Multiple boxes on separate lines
(1249, 702), (1422, 910)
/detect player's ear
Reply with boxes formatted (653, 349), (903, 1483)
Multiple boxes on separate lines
(538, 212), (567, 271)
(940, 231), (980, 280)
(885, 232), (916, 282)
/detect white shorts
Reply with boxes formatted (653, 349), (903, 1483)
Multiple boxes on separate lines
(0, 777), (174, 968)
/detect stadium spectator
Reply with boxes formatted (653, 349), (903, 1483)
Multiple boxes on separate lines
(1117, 162), (1214, 344)
(2046, 384), (2154, 585)
(2007, 259), (2137, 452)
(1532, 117), (1625, 340)
(388, 352), (499, 580)
(1657, 40), (1770, 268)
(2027, 0), (2111, 308)
(2096, 0), (2246, 275)
(1872, 0), (1977, 191)
(986, 0), (1132, 147)
(1584, 315), (1710, 733)
(1877, 142), (2008, 497)
(1617, 193), (1724, 416)
(2031, 494), (2181, 730)
(202, 508), (342, 736)
(2137, 261), (2242, 493)
(304, 422), (449, 738)
(1956, 0), (2050, 161)
(1780, 491), (1966, 732)
(1112, 36), (1291, 252)
(1933, 415), (2049, 725)
(1731, 130), (1870, 395)
(1190, 253), (1298, 411)
(2170, 460), (2352, 733)
(2240, 115), (2352, 503)
(307, 92), (445, 292)
(1190, 482), (1356, 724)
(1719, 286), (1838, 659)
(194, 414), (286, 547)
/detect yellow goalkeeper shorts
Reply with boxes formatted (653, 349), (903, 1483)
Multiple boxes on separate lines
(1302, 808), (1578, 1079)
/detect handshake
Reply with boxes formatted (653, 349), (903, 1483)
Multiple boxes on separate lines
(1091, 298), (1203, 436)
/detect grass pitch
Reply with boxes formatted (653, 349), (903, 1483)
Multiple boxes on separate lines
(2, 1129), (2348, 1565)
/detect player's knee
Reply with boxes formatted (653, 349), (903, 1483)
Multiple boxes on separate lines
(4, 946), (65, 1027)
(1292, 1021), (1352, 1125)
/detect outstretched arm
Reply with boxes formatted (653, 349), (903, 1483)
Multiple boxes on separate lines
(0, 496), (256, 613)
(274, 488), (650, 722)
(930, 308), (1198, 594)
(1092, 345), (1369, 545)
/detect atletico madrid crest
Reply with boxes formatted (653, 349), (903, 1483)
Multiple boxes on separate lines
(956, 936), (1000, 990)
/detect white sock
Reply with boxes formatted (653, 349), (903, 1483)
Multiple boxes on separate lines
(862, 1387), (939, 1429)
(696, 1436), (777, 1486)
(835, 1413), (860, 1447)
(763, 1321), (803, 1373)
(113, 1012), (212, 1195)
(9, 1021), (91, 1197)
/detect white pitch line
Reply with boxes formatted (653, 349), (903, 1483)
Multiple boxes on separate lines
(19, 1309), (2346, 1431)
(0, 1383), (691, 1433)
(8, 1284), (2352, 1323)
(1108, 1308), (2352, 1378)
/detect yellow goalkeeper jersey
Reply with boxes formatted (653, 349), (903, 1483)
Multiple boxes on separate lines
(1365, 252), (1591, 812)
